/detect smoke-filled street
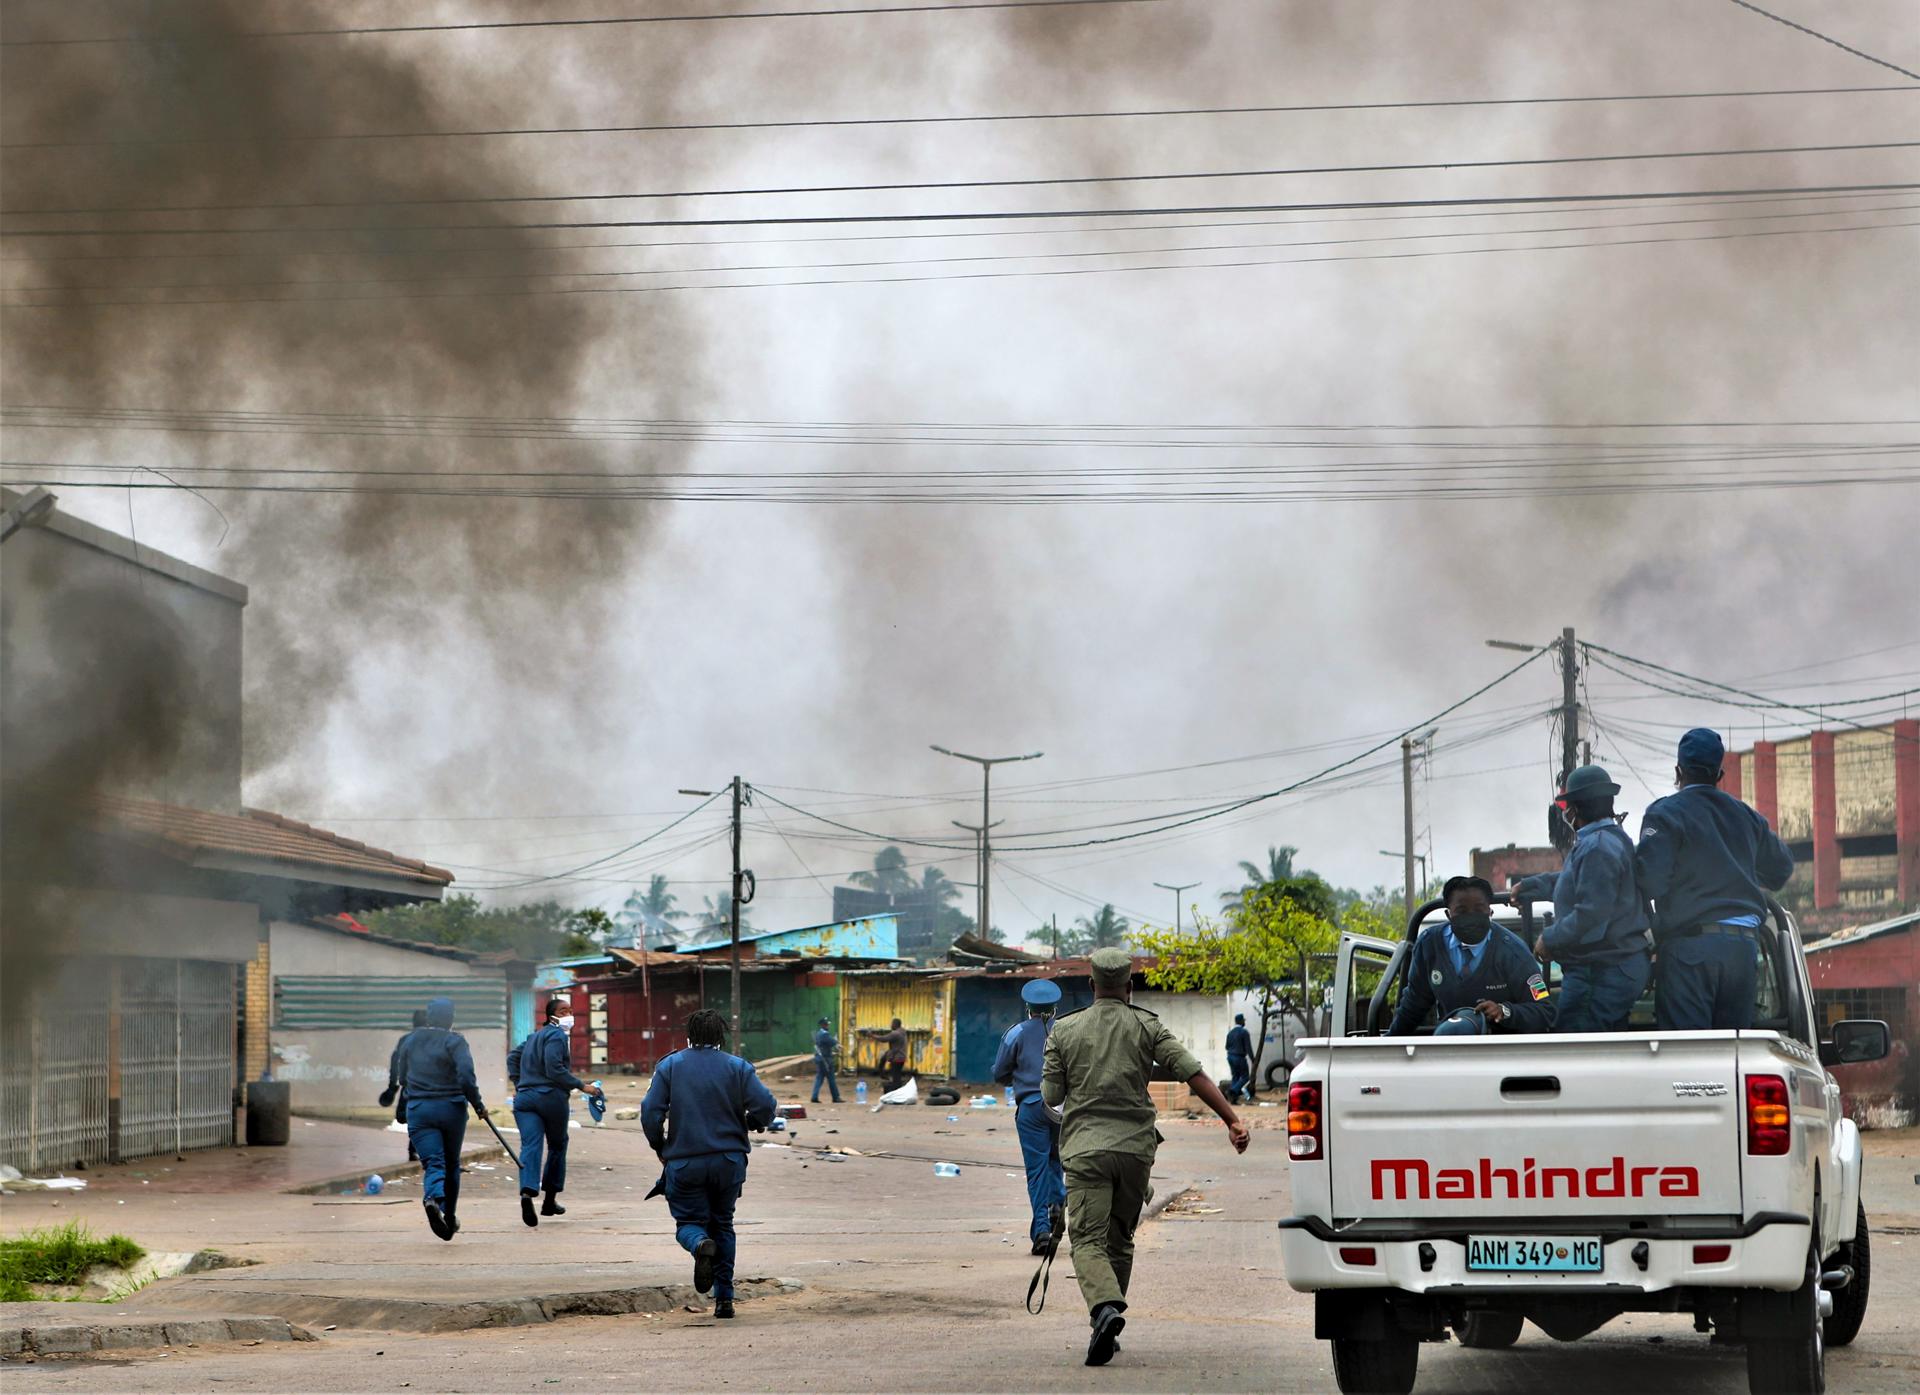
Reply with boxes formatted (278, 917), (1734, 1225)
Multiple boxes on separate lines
(3, 2), (1918, 1393)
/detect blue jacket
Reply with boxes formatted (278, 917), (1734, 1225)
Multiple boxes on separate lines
(1635, 784), (1793, 937)
(1388, 924), (1553, 1035)
(992, 1016), (1051, 1104)
(508, 1023), (587, 1094)
(812, 1027), (838, 1064)
(403, 998), (485, 1108)
(642, 1046), (777, 1161)
(1515, 820), (1651, 964)
(386, 1030), (418, 1092)
(1225, 1025), (1253, 1060)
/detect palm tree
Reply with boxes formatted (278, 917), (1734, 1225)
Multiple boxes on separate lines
(1066, 903), (1131, 954)
(849, 845), (914, 896)
(1222, 844), (1299, 906)
(700, 892), (752, 936)
(635, 874), (684, 922)
(917, 864), (962, 906)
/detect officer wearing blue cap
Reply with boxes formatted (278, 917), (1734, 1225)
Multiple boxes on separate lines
(1635, 728), (1795, 1029)
(994, 978), (1067, 1254)
(1511, 765), (1653, 1032)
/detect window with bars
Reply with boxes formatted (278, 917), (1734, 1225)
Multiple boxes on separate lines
(1814, 986), (1907, 1030)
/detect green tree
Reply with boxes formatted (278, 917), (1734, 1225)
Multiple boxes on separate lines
(1135, 884), (1339, 1093)
(850, 845), (915, 895)
(362, 894), (578, 960)
(1222, 844), (1299, 906)
(1059, 903), (1131, 955)
(699, 892), (753, 936)
(632, 874), (684, 923)
(558, 907), (616, 956)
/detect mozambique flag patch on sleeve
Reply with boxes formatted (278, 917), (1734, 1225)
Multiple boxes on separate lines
(1527, 973), (1550, 1001)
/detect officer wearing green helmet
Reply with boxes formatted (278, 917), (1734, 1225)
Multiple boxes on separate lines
(1510, 764), (1653, 1032)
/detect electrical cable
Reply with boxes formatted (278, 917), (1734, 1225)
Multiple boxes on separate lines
(1581, 644), (1920, 740)
(7, 181), (1912, 238)
(1724, 0), (1920, 82)
(471, 788), (724, 889)
(18, 140), (1914, 216)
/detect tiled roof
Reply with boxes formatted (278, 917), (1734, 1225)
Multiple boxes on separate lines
(94, 794), (454, 889)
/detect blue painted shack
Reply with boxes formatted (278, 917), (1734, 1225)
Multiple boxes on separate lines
(949, 970), (1097, 1083)
(670, 913), (900, 960)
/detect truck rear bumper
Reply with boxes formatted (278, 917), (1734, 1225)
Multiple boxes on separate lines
(1277, 1214), (1809, 1295)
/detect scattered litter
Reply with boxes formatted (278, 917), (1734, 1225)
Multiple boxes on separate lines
(0, 1173), (86, 1192)
(768, 1118), (787, 1133)
(613, 1107), (640, 1121)
(568, 1120), (581, 1130)
(366, 1174), (385, 1195)
(933, 1163), (961, 1178)
(968, 1094), (1000, 1109)
(946, 1115), (958, 1122)
(323, 1325), (337, 1332)
(822, 1128), (838, 1134)
(1005, 1173), (1019, 1180)
(470, 1163), (496, 1172)
(878, 1077), (918, 1107)
(683, 1304), (701, 1313)
(302, 1121), (315, 1127)
(386, 1121), (408, 1133)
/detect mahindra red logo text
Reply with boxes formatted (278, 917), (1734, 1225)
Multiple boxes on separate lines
(1370, 1156), (1701, 1202)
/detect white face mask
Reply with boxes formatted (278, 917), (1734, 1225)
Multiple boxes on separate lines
(555, 1015), (575, 1031)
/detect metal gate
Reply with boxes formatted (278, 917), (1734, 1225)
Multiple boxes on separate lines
(118, 958), (235, 1161)
(0, 960), (110, 1172)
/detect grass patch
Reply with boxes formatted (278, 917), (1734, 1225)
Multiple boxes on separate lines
(0, 1222), (146, 1299)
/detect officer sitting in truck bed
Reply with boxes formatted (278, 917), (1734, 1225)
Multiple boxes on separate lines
(1387, 875), (1552, 1036)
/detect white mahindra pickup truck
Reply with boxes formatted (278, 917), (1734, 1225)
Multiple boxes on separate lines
(1277, 895), (1890, 1395)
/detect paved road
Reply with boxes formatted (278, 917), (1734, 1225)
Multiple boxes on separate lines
(6, 1099), (1917, 1392)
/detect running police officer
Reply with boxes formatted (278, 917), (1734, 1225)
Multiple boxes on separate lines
(810, 1017), (842, 1104)
(993, 978), (1066, 1255)
(1388, 875), (1552, 1036)
(1635, 728), (1795, 1030)
(1042, 947), (1249, 1366)
(378, 1008), (428, 1160)
(1224, 1014), (1253, 1102)
(1511, 766), (1653, 1033)
(506, 999), (604, 1227)
(404, 995), (490, 1241)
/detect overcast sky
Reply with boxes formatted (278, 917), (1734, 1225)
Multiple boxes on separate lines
(5, 0), (1916, 945)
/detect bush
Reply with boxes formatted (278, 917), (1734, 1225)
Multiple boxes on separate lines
(0, 1222), (146, 1296)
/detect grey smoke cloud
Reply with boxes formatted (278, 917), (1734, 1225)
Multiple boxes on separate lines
(3, 1), (1914, 934)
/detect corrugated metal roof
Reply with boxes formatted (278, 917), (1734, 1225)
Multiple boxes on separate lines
(94, 794), (454, 888)
(1804, 908), (1920, 953)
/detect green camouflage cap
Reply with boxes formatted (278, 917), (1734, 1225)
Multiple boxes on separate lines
(1089, 946), (1133, 991)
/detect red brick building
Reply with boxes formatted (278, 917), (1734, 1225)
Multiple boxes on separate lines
(1805, 910), (1918, 1126)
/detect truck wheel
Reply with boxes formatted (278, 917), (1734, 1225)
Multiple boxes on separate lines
(1262, 1058), (1290, 1091)
(1745, 1236), (1825, 1395)
(1823, 1200), (1870, 1348)
(1331, 1333), (1418, 1395)
(1455, 1311), (1524, 1348)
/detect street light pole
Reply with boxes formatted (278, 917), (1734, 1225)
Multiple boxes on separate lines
(931, 745), (1041, 943)
(1153, 881), (1200, 935)
(952, 819), (1002, 940)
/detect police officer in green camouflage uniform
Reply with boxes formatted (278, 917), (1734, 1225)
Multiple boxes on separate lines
(1041, 946), (1251, 1367)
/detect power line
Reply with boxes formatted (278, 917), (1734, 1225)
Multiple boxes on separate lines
(1724, 0), (1920, 82)
(0, 0), (1175, 46)
(8, 213), (1914, 309)
(473, 788), (725, 890)
(16, 200), (1914, 299)
(6, 181), (1912, 238)
(16, 141), (1915, 217)
(1581, 644), (1920, 741)
(9, 85), (1912, 152)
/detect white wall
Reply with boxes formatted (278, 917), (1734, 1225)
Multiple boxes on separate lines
(1133, 991), (1237, 1077)
(269, 923), (501, 978)
(59, 888), (260, 963)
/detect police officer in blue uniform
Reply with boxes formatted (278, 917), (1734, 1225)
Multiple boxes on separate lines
(507, 999), (604, 1228)
(993, 978), (1067, 1255)
(378, 1008), (428, 1161)
(810, 1017), (842, 1104)
(404, 995), (491, 1241)
(1636, 728), (1795, 1030)
(1223, 1015), (1253, 1101)
(1388, 876), (1552, 1035)
(1511, 766), (1653, 1033)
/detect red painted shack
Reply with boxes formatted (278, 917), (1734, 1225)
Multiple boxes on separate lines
(1805, 910), (1918, 1127)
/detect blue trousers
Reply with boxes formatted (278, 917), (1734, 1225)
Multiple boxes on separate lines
(811, 1056), (841, 1103)
(1225, 1056), (1251, 1101)
(1656, 931), (1760, 1030)
(1014, 1096), (1066, 1243)
(1553, 951), (1651, 1033)
(666, 1152), (747, 1299)
(406, 1098), (467, 1210)
(512, 1088), (569, 1195)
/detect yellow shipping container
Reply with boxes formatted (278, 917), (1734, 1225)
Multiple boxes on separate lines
(839, 973), (955, 1080)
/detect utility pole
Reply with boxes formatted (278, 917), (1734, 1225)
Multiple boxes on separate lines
(951, 818), (1002, 939)
(1401, 738), (1418, 920)
(932, 745), (1041, 946)
(1558, 626), (1580, 788)
(1154, 881), (1200, 935)
(728, 775), (746, 1047)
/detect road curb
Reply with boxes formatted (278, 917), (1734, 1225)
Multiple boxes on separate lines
(1143, 1179), (1192, 1223)
(0, 1313), (313, 1360)
(283, 1144), (498, 1197)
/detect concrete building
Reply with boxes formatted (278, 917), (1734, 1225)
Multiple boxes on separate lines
(1727, 723), (1920, 936)
(0, 490), (450, 1171)
(268, 917), (527, 1118)
(1805, 909), (1918, 1127)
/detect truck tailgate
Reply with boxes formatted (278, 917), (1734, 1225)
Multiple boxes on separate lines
(1325, 1035), (1742, 1219)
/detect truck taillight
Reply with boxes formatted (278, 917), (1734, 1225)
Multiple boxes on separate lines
(1745, 1073), (1790, 1155)
(1288, 1081), (1323, 1160)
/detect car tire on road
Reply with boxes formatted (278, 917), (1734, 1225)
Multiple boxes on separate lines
(1262, 1058), (1289, 1091)
(1823, 1199), (1870, 1348)
(1331, 1332), (1418, 1395)
(1745, 1232), (1826, 1395)
(1455, 1310), (1524, 1348)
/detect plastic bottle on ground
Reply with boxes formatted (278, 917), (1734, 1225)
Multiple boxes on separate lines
(1005, 1086), (1016, 1108)
(365, 1174), (384, 1195)
(855, 1080), (868, 1104)
(933, 1162), (961, 1178)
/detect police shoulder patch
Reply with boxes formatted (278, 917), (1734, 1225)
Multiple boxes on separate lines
(1527, 973), (1549, 1001)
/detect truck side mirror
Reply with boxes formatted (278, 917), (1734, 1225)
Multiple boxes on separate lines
(1819, 1019), (1890, 1067)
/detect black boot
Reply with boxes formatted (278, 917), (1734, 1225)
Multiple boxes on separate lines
(693, 1237), (717, 1295)
(1086, 1303), (1127, 1367)
(424, 1199), (452, 1241)
(520, 1191), (539, 1228)
(445, 1210), (461, 1239)
(541, 1191), (566, 1217)
(714, 1298), (735, 1320)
